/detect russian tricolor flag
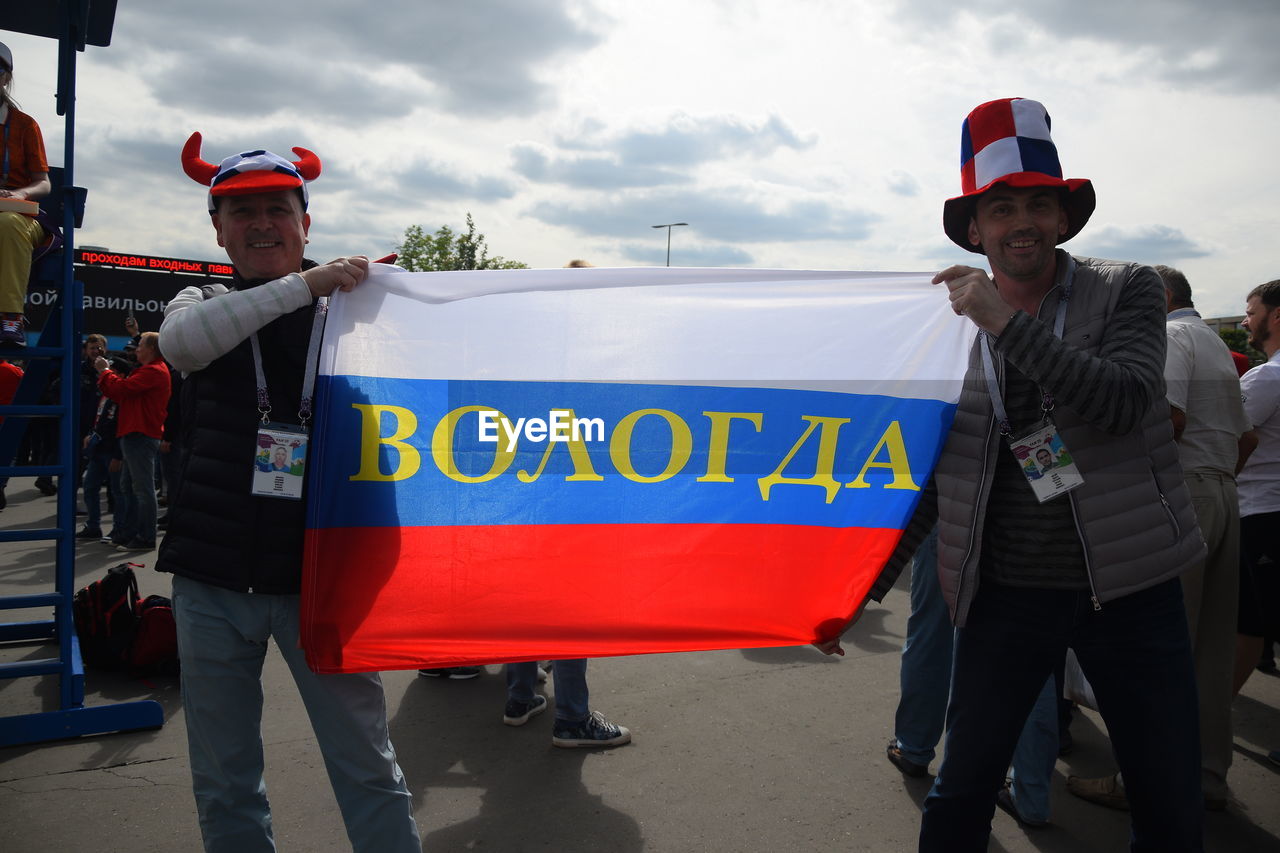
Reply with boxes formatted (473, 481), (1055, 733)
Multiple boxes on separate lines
(301, 266), (974, 673)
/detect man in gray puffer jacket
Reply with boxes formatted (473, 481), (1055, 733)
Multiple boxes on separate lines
(821, 98), (1206, 853)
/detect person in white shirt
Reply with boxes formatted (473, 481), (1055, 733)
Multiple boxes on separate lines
(1070, 265), (1255, 811)
(1159, 266), (1252, 807)
(1236, 279), (1280, 695)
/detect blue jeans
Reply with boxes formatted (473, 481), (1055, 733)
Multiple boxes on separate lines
(895, 529), (1057, 822)
(81, 445), (123, 530)
(172, 575), (420, 853)
(919, 579), (1202, 853)
(1006, 676), (1059, 823)
(117, 433), (159, 544)
(894, 529), (951, 766)
(507, 659), (589, 722)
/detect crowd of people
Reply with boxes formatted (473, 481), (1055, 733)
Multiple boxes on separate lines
(0, 317), (180, 544)
(1, 32), (1276, 851)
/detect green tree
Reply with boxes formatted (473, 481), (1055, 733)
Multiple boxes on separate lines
(1219, 327), (1263, 366)
(395, 213), (528, 271)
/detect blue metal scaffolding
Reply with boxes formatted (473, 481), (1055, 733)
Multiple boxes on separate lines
(0, 0), (162, 746)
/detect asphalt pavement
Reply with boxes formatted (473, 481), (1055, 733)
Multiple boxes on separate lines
(1, 477), (1278, 852)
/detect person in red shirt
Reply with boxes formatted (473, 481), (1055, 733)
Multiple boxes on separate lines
(0, 356), (20, 417)
(1231, 349), (1250, 378)
(0, 42), (52, 347)
(95, 331), (169, 549)
(0, 356), (22, 508)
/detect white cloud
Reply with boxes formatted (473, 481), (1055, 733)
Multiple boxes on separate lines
(531, 185), (877, 244)
(1, 0), (1273, 312)
(891, 0), (1280, 92)
(886, 171), (921, 198)
(618, 241), (754, 267)
(1075, 225), (1211, 265)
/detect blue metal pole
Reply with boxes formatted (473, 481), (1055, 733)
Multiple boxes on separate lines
(54, 2), (82, 713)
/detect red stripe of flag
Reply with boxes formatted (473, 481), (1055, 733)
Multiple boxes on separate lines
(301, 523), (902, 673)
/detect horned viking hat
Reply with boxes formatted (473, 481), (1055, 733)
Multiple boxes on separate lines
(942, 98), (1095, 253)
(181, 131), (321, 213)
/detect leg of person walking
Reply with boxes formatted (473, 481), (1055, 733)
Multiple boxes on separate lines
(118, 433), (159, 547)
(1004, 675), (1059, 826)
(892, 528), (952, 775)
(919, 583), (1068, 853)
(79, 450), (107, 536)
(171, 575), (275, 853)
(1073, 579), (1203, 853)
(112, 451), (137, 545)
(550, 658), (590, 723)
(1180, 474), (1239, 805)
(275, 596), (420, 853)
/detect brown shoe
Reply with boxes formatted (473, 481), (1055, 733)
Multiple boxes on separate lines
(886, 739), (929, 778)
(1066, 773), (1129, 811)
(996, 784), (1049, 828)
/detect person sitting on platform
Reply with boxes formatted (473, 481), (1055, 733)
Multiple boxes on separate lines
(0, 41), (51, 347)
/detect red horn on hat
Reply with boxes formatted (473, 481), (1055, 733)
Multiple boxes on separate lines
(291, 147), (321, 181)
(181, 132), (219, 186)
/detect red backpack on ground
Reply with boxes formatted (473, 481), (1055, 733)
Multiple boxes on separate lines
(73, 563), (142, 670)
(72, 562), (179, 674)
(130, 594), (180, 675)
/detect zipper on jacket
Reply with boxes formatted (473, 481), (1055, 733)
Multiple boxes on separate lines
(1158, 491), (1180, 539)
(956, 360), (1003, 623)
(957, 414), (996, 617)
(1066, 492), (1103, 611)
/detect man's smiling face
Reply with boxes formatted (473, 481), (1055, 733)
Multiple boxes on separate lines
(212, 190), (310, 281)
(967, 185), (1068, 284)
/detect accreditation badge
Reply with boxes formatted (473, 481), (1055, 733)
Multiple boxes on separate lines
(1007, 418), (1083, 503)
(251, 423), (309, 500)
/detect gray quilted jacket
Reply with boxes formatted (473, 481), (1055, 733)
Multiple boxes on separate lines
(871, 252), (1205, 626)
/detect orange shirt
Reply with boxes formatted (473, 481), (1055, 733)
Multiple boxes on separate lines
(2, 107), (49, 191)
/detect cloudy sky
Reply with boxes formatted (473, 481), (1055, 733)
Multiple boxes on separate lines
(4, 0), (1277, 317)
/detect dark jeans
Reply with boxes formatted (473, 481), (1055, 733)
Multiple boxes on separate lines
(158, 442), (181, 507)
(919, 578), (1202, 853)
(117, 433), (159, 545)
(81, 445), (123, 530)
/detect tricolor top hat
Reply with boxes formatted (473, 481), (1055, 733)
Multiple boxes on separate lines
(181, 132), (321, 213)
(942, 98), (1094, 253)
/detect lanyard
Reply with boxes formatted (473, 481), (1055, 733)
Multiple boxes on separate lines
(249, 299), (328, 429)
(981, 256), (1077, 435)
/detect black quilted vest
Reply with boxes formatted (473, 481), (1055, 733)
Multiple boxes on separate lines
(156, 263), (319, 594)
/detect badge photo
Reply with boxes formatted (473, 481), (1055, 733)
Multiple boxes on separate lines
(251, 425), (309, 500)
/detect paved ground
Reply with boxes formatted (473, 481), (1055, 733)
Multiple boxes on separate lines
(1, 477), (1278, 852)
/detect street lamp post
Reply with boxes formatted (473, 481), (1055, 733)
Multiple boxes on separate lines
(651, 222), (688, 267)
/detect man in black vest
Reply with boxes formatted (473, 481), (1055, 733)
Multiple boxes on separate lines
(157, 134), (420, 852)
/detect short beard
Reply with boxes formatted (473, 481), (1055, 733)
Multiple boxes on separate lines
(1250, 322), (1270, 352)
